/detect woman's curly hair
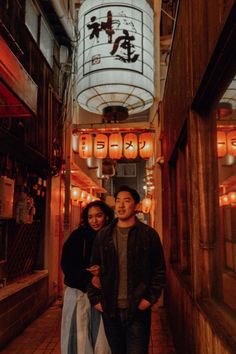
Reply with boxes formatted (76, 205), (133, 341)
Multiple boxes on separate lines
(81, 200), (114, 228)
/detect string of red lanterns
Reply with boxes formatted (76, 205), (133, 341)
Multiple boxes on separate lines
(71, 187), (99, 206)
(72, 132), (154, 160)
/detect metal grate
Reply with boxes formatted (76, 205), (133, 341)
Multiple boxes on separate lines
(6, 220), (43, 281)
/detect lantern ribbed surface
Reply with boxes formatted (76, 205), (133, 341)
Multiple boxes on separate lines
(76, 0), (154, 116)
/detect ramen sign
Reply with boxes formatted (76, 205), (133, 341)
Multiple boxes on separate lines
(76, 0), (154, 116)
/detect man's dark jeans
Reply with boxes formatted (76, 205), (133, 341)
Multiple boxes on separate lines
(102, 308), (151, 354)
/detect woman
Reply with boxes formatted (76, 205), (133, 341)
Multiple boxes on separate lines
(61, 200), (114, 354)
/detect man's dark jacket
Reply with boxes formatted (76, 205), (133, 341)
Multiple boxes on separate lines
(87, 218), (166, 318)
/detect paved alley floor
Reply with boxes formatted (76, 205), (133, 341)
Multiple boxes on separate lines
(0, 301), (176, 354)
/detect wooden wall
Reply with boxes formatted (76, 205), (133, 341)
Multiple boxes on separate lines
(162, 0), (236, 353)
(0, 2), (67, 342)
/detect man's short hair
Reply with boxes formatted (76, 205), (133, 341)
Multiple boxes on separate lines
(114, 185), (140, 204)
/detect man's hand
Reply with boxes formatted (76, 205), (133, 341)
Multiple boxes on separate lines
(91, 275), (101, 289)
(138, 299), (151, 310)
(86, 265), (100, 276)
(94, 303), (103, 312)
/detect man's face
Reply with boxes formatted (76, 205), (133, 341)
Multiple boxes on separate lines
(115, 191), (137, 221)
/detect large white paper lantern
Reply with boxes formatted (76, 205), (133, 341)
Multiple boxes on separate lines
(76, 0), (154, 119)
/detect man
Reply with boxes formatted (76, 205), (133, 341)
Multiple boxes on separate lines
(87, 185), (166, 354)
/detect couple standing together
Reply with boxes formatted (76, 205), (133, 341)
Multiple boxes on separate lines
(61, 185), (166, 354)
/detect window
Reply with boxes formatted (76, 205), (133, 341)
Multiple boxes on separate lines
(116, 163), (137, 177)
(25, 0), (39, 42)
(25, 0), (54, 67)
(170, 135), (191, 284)
(40, 17), (54, 67)
(217, 83), (236, 310)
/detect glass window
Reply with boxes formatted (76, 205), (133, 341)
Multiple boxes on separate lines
(25, 0), (39, 42)
(217, 82), (236, 310)
(25, 0), (54, 67)
(170, 136), (191, 285)
(39, 17), (53, 67)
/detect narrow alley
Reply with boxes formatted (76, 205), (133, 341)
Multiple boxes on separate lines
(0, 301), (176, 354)
(1, 1), (236, 354)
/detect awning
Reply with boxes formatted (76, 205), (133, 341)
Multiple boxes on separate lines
(0, 35), (38, 117)
(69, 161), (106, 193)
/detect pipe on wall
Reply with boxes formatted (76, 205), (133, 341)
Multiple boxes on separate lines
(50, 0), (75, 42)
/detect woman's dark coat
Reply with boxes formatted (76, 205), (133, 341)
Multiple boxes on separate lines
(61, 225), (96, 292)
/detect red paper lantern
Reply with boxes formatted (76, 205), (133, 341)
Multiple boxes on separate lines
(139, 133), (153, 160)
(72, 132), (79, 152)
(124, 133), (138, 159)
(78, 134), (92, 159)
(109, 133), (122, 160)
(228, 191), (236, 206)
(142, 196), (152, 214)
(94, 134), (108, 159)
(217, 131), (227, 158)
(71, 187), (81, 201)
(227, 130), (236, 156)
(220, 194), (229, 206)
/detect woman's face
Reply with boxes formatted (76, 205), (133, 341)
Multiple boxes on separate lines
(87, 206), (107, 231)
